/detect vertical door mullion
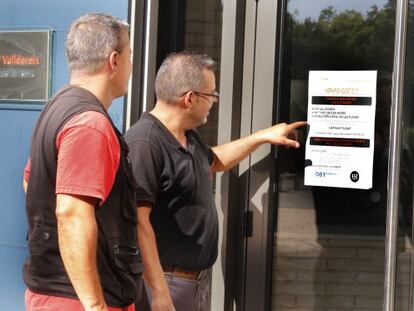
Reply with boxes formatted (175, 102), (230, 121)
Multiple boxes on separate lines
(244, 0), (280, 310)
(239, 1), (257, 309)
(384, 0), (409, 310)
(212, 0), (247, 310)
(126, 0), (146, 130)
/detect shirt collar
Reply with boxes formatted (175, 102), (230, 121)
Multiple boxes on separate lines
(142, 112), (195, 154)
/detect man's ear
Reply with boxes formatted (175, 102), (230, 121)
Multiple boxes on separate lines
(183, 91), (194, 108)
(108, 51), (119, 72)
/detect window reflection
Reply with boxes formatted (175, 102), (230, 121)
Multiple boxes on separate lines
(184, 0), (222, 147)
(279, 1), (396, 236)
(156, 0), (222, 148)
(273, 1), (396, 310)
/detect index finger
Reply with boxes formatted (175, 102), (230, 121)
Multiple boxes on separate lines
(286, 121), (307, 131)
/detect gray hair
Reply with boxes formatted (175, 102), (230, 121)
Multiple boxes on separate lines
(155, 52), (216, 103)
(66, 12), (129, 74)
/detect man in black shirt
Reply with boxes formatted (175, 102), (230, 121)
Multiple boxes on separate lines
(125, 52), (305, 311)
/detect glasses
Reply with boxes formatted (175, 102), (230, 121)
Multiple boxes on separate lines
(181, 90), (220, 104)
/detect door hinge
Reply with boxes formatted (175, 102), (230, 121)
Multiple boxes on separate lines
(243, 210), (253, 237)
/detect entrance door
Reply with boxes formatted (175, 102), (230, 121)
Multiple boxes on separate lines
(239, 0), (414, 310)
(272, 1), (395, 309)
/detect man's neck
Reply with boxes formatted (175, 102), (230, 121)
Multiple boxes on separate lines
(150, 101), (188, 147)
(70, 72), (113, 110)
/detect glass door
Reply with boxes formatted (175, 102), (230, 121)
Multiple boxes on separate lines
(271, 0), (397, 310)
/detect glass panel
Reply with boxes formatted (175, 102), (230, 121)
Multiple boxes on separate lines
(155, 1), (222, 193)
(184, 0), (222, 147)
(272, 1), (395, 310)
(396, 2), (414, 310)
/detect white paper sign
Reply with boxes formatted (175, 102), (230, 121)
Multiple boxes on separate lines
(304, 71), (377, 189)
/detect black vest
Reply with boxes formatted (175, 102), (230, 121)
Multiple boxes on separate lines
(23, 86), (141, 307)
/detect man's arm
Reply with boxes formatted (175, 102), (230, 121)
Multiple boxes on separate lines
(211, 121), (306, 173)
(137, 203), (175, 311)
(56, 193), (107, 311)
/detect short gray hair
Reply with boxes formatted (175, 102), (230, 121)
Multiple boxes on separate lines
(66, 12), (129, 74)
(155, 52), (216, 103)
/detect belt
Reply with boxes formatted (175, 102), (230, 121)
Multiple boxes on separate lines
(162, 265), (202, 280)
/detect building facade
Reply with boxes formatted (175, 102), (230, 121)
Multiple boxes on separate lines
(1, 0), (414, 310)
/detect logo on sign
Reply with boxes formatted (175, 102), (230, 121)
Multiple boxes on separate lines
(350, 171), (359, 182)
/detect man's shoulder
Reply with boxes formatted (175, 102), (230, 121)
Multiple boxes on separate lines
(125, 113), (160, 143)
(64, 111), (113, 135)
(46, 86), (108, 131)
(57, 111), (119, 154)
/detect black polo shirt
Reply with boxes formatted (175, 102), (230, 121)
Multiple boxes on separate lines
(124, 112), (218, 270)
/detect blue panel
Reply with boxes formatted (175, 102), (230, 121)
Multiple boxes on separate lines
(0, 246), (28, 310)
(0, 1), (128, 309)
(109, 97), (126, 131)
(0, 0), (128, 29)
(0, 107), (40, 310)
(0, 0), (128, 130)
(51, 31), (70, 94)
(0, 108), (41, 245)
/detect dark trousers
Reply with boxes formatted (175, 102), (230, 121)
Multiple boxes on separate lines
(135, 271), (211, 311)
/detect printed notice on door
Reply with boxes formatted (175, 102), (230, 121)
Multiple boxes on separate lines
(304, 70), (377, 189)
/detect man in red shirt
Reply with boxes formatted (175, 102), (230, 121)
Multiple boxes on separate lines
(23, 13), (138, 311)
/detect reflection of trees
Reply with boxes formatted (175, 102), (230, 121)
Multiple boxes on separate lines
(286, 4), (395, 79)
(400, 0), (414, 234)
(407, 0), (414, 81)
(274, 3), (414, 310)
(280, 3), (396, 177)
(278, 3), (397, 234)
(283, 0), (414, 234)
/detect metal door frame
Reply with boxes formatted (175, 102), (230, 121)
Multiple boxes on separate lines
(384, 1), (409, 310)
(241, 0), (282, 309)
(213, 0), (284, 309)
(126, 0), (159, 129)
(237, 0), (410, 311)
(212, 1), (247, 310)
